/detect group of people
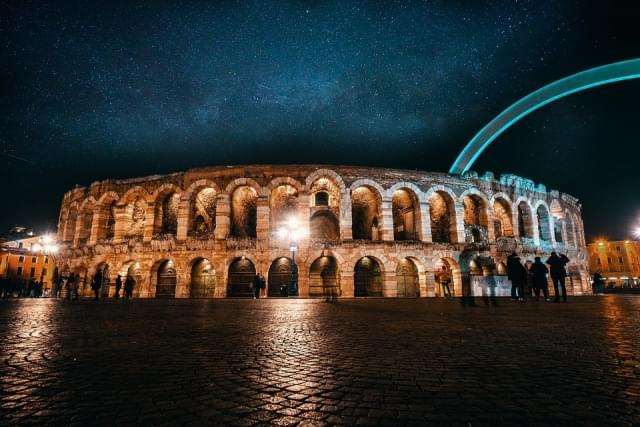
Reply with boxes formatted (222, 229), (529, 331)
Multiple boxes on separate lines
(507, 251), (570, 302)
(251, 273), (266, 298)
(88, 269), (135, 300)
(0, 277), (45, 298)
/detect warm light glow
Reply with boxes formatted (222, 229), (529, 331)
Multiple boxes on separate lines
(278, 228), (288, 240)
(42, 235), (53, 244)
(634, 227), (640, 239)
(32, 243), (42, 252)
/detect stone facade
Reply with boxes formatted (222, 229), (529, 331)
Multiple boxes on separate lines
(55, 165), (590, 298)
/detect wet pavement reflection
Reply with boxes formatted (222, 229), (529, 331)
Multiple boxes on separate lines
(0, 297), (638, 425)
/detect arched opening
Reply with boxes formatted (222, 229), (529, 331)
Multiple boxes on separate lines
(392, 189), (419, 241)
(351, 186), (381, 240)
(154, 192), (179, 237)
(309, 256), (340, 298)
(429, 191), (456, 243)
(73, 265), (89, 297)
(537, 205), (552, 242)
(95, 262), (111, 298)
(435, 258), (461, 297)
(77, 203), (94, 244)
(190, 188), (216, 238)
(565, 214), (576, 247)
(156, 260), (177, 298)
(310, 211), (340, 240)
(230, 186), (257, 238)
(396, 258), (419, 298)
(227, 257), (256, 297)
(119, 261), (142, 298)
(517, 202), (534, 239)
(354, 256), (383, 297)
(268, 257), (293, 297)
(496, 262), (507, 275)
(462, 194), (488, 243)
(314, 191), (329, 206)
(190, 258), (216, 298)
(271, 185), (299, 232)
(123, 197), (147, 239)
(550, 201), (564, 243)
(493, 198), (513, 238)
(63, 205), (78, 242)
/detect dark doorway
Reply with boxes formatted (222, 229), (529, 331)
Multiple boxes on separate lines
(156, 260), (177, 298)
(268, 257), (292, 297)
(227, 258), (256, 297)
(309, 256), (339, 298)
(396, 258), (419, 297)
(354, 257), (383, 297)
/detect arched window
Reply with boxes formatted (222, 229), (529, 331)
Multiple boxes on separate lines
(230, 186), (257, 238)
(351, 186), (381, 240)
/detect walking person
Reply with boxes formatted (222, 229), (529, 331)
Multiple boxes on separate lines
(437, 266), (452, 298)
(91, 269), (103, 301)
(547, 252), (569, 303)
(592, 271), (604, 295)
(252, 273), (261, 299)
(124, 275), (134, 300)
(529, 257), (550, 302)
(114, 274), (122, 299)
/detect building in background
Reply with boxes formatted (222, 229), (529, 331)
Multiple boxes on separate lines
(588, 240), (640, 288)
(0, 232), (58, 290)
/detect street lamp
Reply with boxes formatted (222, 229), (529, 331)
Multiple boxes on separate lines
(278, 217), (307, 297)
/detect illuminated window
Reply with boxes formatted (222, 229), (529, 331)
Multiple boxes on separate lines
(31, 256), (36, 263)
(18, 256), (24, 263)
(618, 257), (623, 263)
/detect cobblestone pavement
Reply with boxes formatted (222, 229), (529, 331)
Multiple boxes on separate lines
(0, 297), (638, 426)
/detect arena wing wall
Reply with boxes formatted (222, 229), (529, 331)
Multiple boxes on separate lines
(55, 165), (591, 298)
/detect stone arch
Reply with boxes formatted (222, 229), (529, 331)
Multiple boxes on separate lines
(184, 179), (222, 201)
(227, 257), (256, 297)
(308, 255), (340, 298)
(119, 186), (151, 206)
(93, 261), (112, 298)
(76, 198), (96, 243)
(190, 257), (216, 298)
(118, 260), (143, 298)
(267, 257), (293, 297)
(62, 202), (79, 242)
(550, 200), (565, 243)
(151, 258), (178, 298)
(350, 184), (382, 240)
(435, 257), (462, 297)
(534, 201), (552, 242)
(230, 186), (258, 238)
(460, 189), (490, 243)
(496, 261), (507, 275)
(188, 185), (218, 239)
(95, 192), (119, 240)
(515, 198), (534, 239)
(270, 184), (299, 232)
(304, 169), (347, 194)
(565, 210), (576, 247)
(354, 256), (384, 297)
(72, 264), (89, 297)
(310, 210), (340, 240)
(152, 184), (182, 237)
(266, 177), (304, 193)
(491, 194), (514, 238)
(390, 187), (421, 241)
(427, 188), (457, 243)
(225, 177), (262, 196)
(396, 257), (420, 298)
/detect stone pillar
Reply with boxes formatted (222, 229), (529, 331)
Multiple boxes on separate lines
(176, 198), (190, 241)
(511, 205), (520, 239)
(453, 202), (465, 243)
(72, 215), (82, 248)
(214, 194), (230, 240)
(532, 212), (540, 246)
(486, 206), (495, 243)
(113, 206), (127, 244)
(143, 204), (155, 242)
(340, 195), (353, 240)
(340, 270), (354, 297)
(256, 196), (270, 242)
(380, 198), (394, 241)
(383, 270), (397, 297)
(424, 269), (436, 297)
(419, 201), (432, 242)
(297, 195), (310, 249)
(88, 209), (101, 246)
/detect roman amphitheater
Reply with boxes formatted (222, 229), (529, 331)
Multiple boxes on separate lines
(55, 165), (590, 299)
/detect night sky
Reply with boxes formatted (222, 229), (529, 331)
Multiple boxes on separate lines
(1, 1), (639, 240)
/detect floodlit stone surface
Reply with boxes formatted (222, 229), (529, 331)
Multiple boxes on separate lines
(0, 297), (638, 425)
(55, 165), (590, 299)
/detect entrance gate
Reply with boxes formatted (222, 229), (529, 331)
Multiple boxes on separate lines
(268, 258), (292, 297)
(354, 257), (383, 297)
(396, 258), (419, 297)
(191, 258), (216, 298)
(156, 260), (177, 298)
(227, 258), (256, 297)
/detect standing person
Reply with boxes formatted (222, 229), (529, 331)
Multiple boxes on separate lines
(252, 274), (261, 299)
(437, 266), (452, 298)
(91, 269), (103, 301)
(507, 252), (521, 301)
(114, 274), (122, 299)
(67, 273), (76, 300)
(124, 275), (134, 300)
(592, 271), (604, 295)
(529, 257), (550, 302)
(515, 258), (529, 301)
(259, 274), (266, 298)
(547, 252), (569, 303)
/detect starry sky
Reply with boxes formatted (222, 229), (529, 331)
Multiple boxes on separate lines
(1, 1), (639, 240)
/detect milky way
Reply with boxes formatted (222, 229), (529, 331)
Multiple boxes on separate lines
(1, 1), (638, 238)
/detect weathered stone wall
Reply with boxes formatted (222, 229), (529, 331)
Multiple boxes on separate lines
(55, 165), (591, 298)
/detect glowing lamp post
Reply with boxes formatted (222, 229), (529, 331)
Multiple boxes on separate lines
(278, 217), (306, 297)
(32, 234), (59, 255)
